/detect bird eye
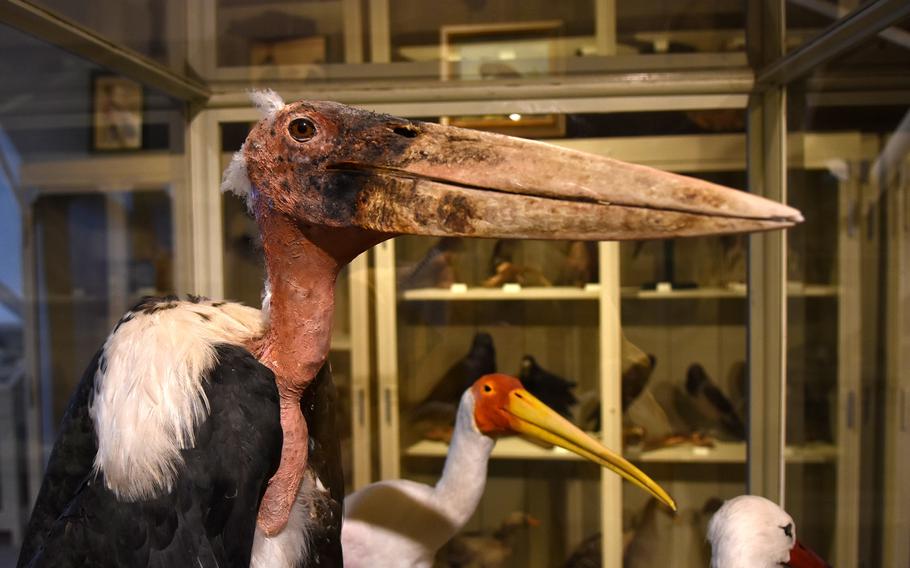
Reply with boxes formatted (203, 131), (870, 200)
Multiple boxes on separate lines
(483, 384), (493, 393)
(781, 523), (793, 538)
(289, 118), (317, 142)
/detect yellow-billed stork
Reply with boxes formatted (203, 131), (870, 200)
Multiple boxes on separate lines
(342, 374), (675, 567)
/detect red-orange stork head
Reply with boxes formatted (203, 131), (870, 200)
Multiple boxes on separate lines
(470, 373), (676, 512)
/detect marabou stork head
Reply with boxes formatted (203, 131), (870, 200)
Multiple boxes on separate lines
(223, 91), (801, 261)
(707, 495), (830, 567)
(471, 374), (676, 511)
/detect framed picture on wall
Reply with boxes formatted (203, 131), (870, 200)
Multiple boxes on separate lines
(92, 74), (143, 151)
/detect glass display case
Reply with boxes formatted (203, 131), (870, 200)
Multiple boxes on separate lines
(192, 0), (750, 86)
(0, 21), (187, 561)
(784, 17), (910, 565)
(1, 2), (908, 568)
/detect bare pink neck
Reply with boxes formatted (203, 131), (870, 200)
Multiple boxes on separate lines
(255, 213), (341, 393)
(249, 209), (389, 535)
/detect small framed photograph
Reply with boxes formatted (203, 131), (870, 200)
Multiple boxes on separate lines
(92, 74), (143, 151)
(440, 20), (565, 137)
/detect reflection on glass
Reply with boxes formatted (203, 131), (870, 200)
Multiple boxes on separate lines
(391, 0), (744, 73)
(395, 235), (602, 568)
(216, 0), (347, 67)
(786, 18), (909, 566)
(785, 0), (886, 54)
(0, 22), (185, 557)
(30, 0), (185, 70)
(621, 170), (747, 568)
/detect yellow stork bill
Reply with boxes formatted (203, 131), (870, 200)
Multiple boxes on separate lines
(707, 495), (831, 568)
(342, 374), (675, 568)
(19, 90), (799, 568)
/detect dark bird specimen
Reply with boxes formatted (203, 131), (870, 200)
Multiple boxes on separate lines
(576, 335), (656, 432)
(483, 240), (551, 288)
(685, 363), (746, 440)
(343, 375), (675, 567)
(18, 91), (801, 568)
(518, 356), (577, 419)
(559, 241), (599, 287)
(412, 333), (496, 442)
(437, 511), (539, 568)
(400, 237), (464, 290)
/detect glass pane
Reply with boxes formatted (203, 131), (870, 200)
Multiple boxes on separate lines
(391, 0), (745, 69)
(396, 232), (603, 567)
(389, 110), (747, 567)
(207, 1), (745, 81)
(31, 0), (186, 72)
(621, 161), (747, 564)
(0, 21), (185, 559)
(785, 16), (910, 566)
(216, 0), (349, 67)
(785, 0), (884, 54)
(220, 124), (358, 493)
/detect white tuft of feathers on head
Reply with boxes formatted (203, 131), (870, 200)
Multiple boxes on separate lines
(250, 89), (286, 122)
(219, 89), (287, 208)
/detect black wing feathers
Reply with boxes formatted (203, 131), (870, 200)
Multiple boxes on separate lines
(297, 364), (345, 567)
(19, 344), (282, 568)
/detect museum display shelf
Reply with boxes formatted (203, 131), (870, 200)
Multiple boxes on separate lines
(405, 438), (839, 465)
(401, 284), (840, 302)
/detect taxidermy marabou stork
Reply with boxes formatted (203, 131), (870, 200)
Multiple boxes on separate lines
(342, 374), (676, 568)
(18, 90), (801, 568)
(707, 495), (830, 568)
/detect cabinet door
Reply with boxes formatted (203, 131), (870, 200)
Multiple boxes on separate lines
(373, 107), (757, 568)
(785, 26), (910, 565)
(376, 233), (606, 568)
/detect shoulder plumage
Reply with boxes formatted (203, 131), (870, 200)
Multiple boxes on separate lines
(90, 295), (265, 501)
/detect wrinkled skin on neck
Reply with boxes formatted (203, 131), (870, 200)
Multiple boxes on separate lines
(243, 110), (391, 534)
(250, 205), (386, 535)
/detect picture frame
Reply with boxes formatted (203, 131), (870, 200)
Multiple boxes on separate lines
(439, 20), (565, 137)
(91, 74), (143, 151)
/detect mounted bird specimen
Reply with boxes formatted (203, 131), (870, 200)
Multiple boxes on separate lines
(437, 511), (539, 568)
(341, 374), (676, 568)
(399, 237), (465, 290)
(558, 241), (599, 287)
(517, 355), (578, 419)
(684, 363), (746, 441)
(412, 332), (496, 442)
(19, 91), (801, 568)
(482, 239), (551, 287)
(576, 335), (656, 433)
(707, 495), (830, 568)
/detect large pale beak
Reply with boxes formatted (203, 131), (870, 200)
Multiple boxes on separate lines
(788, 540), (831, 568)
(503, 388), (677, 511)
(342, 121), (802, 240)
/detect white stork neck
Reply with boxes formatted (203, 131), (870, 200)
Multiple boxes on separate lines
(434, 390), (495, 529)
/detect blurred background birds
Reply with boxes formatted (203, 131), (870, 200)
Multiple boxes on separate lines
(436, 512), (540, 568)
